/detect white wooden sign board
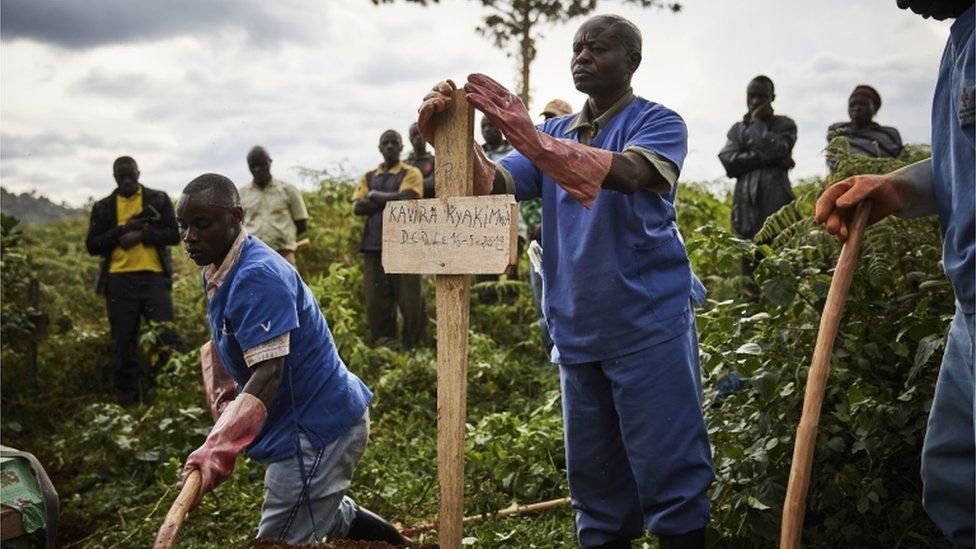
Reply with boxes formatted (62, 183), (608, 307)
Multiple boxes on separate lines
(381, 195), (518, 275)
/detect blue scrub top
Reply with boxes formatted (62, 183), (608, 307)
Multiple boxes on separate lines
(500, 96), (705, 365)
(932, 6), (975, 315)
(206, 237), (372, 463)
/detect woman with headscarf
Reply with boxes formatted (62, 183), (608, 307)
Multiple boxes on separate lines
(826, 84), (903, 171)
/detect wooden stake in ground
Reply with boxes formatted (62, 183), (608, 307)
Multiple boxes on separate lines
(153, 470), (201, 549)
(780, 201), (872, 549)
(382, 91), (517, 548)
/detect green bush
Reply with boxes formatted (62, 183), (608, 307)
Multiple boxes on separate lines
(0, 147), (955, 546)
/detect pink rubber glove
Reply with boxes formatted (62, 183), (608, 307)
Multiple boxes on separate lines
(179, 393), (267, 506)
(464, 73), (611, 209)
(200, 341), (239, 422)
(417, 79), (496, 196)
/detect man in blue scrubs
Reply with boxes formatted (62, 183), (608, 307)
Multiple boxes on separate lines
(815, 1), (974, 545)
(418, 14), (713, 548)
(175, 174), (404, 545)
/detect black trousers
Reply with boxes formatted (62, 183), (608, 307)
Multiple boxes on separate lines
(105, 272), (181, 404)
(362, 251), (424, 348)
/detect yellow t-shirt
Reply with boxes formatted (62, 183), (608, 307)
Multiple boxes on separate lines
(109, 186), (163, 273)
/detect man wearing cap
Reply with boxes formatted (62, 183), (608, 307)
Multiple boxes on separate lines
(541, 99), (573, 121)
(826, 85), (903, 171)
(719, 75), (797, 241)
(816, 1), (973, 545)
(239, 146), (309, 266)
(418, 13), (712, 548)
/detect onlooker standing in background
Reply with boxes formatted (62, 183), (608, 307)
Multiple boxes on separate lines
(405, 122), (436, 198)
(719, 75), (797, 242)
(85, 156), (183, 405)
(826, 84), (903, 171)
(352, 130), (425, 349)
(239, 146), (309, 266)
(481, 116), (514, 161)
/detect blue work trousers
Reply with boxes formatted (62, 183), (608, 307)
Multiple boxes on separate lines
(921, 308), (975, 547)
(559, 321), (713, 547)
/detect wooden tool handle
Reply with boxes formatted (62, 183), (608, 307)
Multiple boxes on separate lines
(780, 200), (872, 549)
(153, 470), (201, 549)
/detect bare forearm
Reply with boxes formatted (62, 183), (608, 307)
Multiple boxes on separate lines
(242, 358), (284, 408)
(353, 199), (381, 216)
(368, 191), (417, 204)
(602, 151), (668, 195)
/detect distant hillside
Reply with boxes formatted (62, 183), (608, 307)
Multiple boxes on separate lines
(0, 187), (85, 225)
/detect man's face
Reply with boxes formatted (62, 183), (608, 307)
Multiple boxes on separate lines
(408, 124), (425, 152)
(481, 118), (502, 146)
(571, 21), (636, 98)
(848, 94), (875, 126)
(247, 152), (272, 185)
(176, 193), (243, 266)
(379, 132), (403, 164)
(113, 162), (140, 197)
(746, 81), (774, 112)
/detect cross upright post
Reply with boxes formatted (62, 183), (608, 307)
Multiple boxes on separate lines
(382, 89), (517, 548)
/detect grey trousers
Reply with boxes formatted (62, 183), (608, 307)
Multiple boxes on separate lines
(256, 411), (369, 543)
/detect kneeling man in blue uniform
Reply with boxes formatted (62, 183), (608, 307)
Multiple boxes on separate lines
(419, 13), (713, 549)
(175, 174), (404, 545)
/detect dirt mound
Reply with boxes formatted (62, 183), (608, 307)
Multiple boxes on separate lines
(248, 540), (437, 549)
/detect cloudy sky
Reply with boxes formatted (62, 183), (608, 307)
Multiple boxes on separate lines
(0, 0), (953, 206)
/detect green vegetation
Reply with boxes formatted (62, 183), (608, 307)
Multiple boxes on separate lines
(0, 146), (953, 547)
(0, 187), (85, 226)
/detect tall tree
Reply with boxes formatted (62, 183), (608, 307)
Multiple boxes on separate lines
(371, 0), (681, 107)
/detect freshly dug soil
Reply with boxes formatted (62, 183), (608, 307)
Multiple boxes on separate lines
(248, 540), (437, 549)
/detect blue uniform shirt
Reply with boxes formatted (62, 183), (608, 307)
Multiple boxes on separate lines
(932, 6), (975, 315)
(206, 237), (372, 463)
(500, 96), (705, 365)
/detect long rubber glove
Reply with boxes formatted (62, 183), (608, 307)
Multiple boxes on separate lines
(417, 79), (496, 196)
(179, 393), (267, 505)
(464, 73), (611, 209)
(200, 341), (238, 422)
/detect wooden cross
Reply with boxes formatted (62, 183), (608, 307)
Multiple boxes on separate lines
(382, 90), (517, 548)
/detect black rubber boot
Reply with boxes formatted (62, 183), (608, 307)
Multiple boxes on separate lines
(345, 506), (406, 546)
(658, 528), (706, 549)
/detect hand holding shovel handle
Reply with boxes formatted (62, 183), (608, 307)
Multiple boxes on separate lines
(153, 470), (201, 549)
(781, 200), (872, 548)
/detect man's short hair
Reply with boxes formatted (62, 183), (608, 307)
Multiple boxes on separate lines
(380, 129), (402, 143)
(585, 14), (642, 56)
(113, 156), (137, 170)
(247, 146), (271, 162)
(750, 75), (775, 95)
(182, 173), (241, 207)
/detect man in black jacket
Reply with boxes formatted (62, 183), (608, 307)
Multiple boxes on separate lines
(718, 75), (797, 241)
(85, 156), (182, 405)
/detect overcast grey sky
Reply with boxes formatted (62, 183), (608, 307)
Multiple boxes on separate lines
(0, 0), (953, 206)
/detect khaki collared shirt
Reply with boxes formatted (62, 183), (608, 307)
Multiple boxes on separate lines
(240, 178), (309, 252)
